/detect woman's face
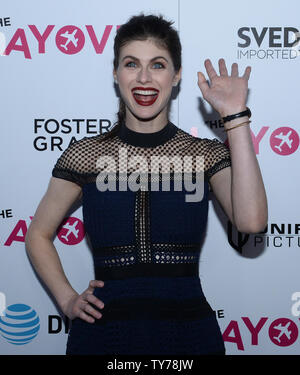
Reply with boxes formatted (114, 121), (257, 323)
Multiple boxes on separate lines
(114, 38), (181, 125)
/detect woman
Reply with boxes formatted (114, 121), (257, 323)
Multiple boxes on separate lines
(25, 14), (268, 355)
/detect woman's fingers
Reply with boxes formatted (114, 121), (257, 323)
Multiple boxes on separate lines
(197, 71), (209, 97)
(82, 301), (102, 319)
(85, 293), (105, 311)
(218, 58), (228, 76)
(204, 59), (218, 81)
(79, 309), (97, 323)
(202, 59), (249, 80)
(88, 279), (104, 291)
(74, 279), (106, 323)
(77, 295), (104, 323)
(231, 62), (239, 76)
(243, 66), (251, 80)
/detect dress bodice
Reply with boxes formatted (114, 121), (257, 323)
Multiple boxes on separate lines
(52, 122), (231, 280)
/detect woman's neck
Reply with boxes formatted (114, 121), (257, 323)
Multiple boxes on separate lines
(117, 120), (177, 148)
(124, 111), (169, 134)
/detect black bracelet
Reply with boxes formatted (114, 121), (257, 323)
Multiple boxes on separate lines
(222, 107), (251, 124)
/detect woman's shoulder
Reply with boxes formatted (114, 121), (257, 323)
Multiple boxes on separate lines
(63, 133), (106, 152)
(52, 133), (109, 173)
(174, 127), (231, 182)
(51, 133), (111, 186)
(175, 126), (227, 152)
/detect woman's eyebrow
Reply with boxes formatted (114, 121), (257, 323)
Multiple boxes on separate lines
(121, 55), (169, 63)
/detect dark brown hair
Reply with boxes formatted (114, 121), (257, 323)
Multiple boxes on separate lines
(101, 13), (182, 141)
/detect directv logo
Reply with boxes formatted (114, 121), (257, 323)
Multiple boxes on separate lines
(0, 304), (40, 345)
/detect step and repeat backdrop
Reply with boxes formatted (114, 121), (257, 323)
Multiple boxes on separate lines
(0, 0), (299, 355)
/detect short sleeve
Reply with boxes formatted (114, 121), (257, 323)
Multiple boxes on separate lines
(204, 137), (231, 191)
(51, 137), (88, 187)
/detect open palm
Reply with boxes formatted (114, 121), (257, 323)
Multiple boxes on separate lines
(197, 58), (251, 117)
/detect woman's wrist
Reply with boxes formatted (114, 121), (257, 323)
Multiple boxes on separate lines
(219, 105), (247, 119)
(58, 289), (79, 315)
(223, 117), (251, 133)
(219, 106), (250, 131)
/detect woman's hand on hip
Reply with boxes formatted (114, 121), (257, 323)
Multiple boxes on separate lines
(63, 280), (105, 323)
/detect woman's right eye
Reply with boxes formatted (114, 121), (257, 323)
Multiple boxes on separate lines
(125, 61), (136, 68)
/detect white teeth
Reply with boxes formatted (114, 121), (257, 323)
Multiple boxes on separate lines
(133, 90), (158, 96)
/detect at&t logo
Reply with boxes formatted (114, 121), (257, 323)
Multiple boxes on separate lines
(0, 301), (40, 345)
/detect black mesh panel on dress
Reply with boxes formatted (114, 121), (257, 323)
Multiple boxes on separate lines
(52, 128), (231, 191)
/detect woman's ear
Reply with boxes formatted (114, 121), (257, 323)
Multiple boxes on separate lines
(173, 67), (182, 86)
(113, 70), (118, 84)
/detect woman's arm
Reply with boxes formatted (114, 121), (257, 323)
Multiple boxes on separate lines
(25, 177), (81, 312)
(197, 59), (268, 234)
(25, 177), (104, 322)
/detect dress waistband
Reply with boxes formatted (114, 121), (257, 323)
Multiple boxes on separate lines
(91, 296), (214, 324)
(95, 263), (199, 281)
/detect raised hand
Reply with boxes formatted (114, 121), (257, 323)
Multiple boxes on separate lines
(197, 58), (251, 117)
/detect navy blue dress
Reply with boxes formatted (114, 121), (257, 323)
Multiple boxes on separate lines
(52, 121), (231, 355)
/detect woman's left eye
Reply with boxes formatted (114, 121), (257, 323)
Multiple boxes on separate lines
(153, 62), (164, 69)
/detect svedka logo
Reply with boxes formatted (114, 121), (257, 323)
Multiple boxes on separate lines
(237, 27), (300, 60)
(2, 24), (120, 59)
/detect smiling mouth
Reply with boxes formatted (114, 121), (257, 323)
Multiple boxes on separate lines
(132, 87), (159, 106)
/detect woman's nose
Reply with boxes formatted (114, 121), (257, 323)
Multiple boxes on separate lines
(137, 67), (152, 84)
